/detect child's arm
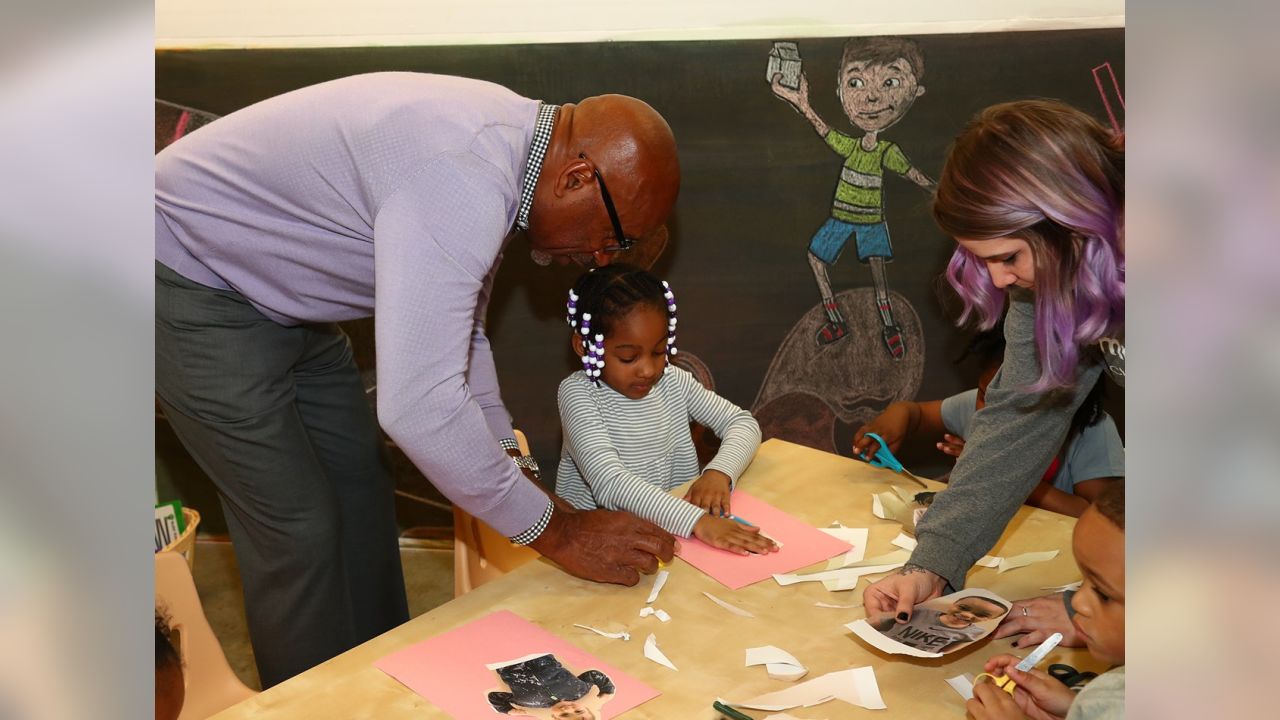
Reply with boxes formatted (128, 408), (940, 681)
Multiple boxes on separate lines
(1024, 481), (1092, 518)
(679, 371), (761, 504)
(558, 379), (705, 538)
(969, 654), (1075, 720)
(851, 399), (946, 458)
(882, 143), (935, 190)
(769, 73), (831, 137)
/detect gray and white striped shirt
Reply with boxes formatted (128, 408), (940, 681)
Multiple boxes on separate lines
(555, 366), (762, 537)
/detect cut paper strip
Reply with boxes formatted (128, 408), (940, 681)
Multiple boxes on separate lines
(821, 563), (905, 592)
(774, 568), (855, 586)
(638, 607), (671, 622)
(975, 555), (1001, 568)
(676, 492), (852, 590)
(703, 591), (755, 618)
(816, 601), (863, 609)
(746, 645), (807, 682)
(890, 532), (917, 551)
(646, 569), (669, 604)
(871, 494), (887, 520)
(819, 526), (868, 565)
(946, 673), (977, 701)
(998, 550), (1060, 574)
(1041, 580), (1083, 592)
(828, 547), (911, 571)
(572, 624), (630, 641)
(643, 633), (678, 671)
(763, 714), (815, 720)
(375, 610), (659, 719)
(729, 667), (886, 712)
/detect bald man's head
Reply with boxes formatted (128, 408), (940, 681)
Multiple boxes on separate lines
(526, 95), (679, 268)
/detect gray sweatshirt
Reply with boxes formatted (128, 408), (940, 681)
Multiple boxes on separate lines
(910, 290), (1105, 590)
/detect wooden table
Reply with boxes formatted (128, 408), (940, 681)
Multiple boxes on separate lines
(214, 439), (1108, 719)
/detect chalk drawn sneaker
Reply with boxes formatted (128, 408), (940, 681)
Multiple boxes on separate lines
(815, 320), (848, 346)
(882, 324), (905, 360)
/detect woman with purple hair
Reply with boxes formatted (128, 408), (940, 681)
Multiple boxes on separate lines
(864, 100), (1125, 623)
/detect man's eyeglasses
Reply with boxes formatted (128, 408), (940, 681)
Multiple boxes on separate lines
(580, 153), (634, 255)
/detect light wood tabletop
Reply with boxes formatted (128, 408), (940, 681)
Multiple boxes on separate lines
(213, 439), (1109, 719)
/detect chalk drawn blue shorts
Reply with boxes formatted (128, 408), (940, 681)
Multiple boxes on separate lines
(807, 217), (893, 265)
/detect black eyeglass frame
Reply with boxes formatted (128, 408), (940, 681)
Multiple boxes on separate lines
(579, 153), (634, 254)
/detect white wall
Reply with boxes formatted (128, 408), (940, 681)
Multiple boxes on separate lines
(155, 0), (1124, 49)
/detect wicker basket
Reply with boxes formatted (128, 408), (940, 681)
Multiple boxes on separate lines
(162, 507), (201, 570)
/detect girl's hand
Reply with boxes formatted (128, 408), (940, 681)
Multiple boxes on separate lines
(685, 471), (732, 517)
(991, 594), (1085, 649)
(970, 655), (1074, 720)
(852, 403), (913, 459)
(937, 432), (967, 457)
(693, 515), (778, 556)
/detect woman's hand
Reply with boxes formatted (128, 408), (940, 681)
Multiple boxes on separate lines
(693, 515), (779, 556)
(862, 565), (946, 619)
(852, 402), (916, 459)
(991, 594), (1085, 649)
(685, 470), (733, 518)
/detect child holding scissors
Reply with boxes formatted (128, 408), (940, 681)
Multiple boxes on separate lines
(554, 265), (778, 556)
(967, 480), (1125, 720)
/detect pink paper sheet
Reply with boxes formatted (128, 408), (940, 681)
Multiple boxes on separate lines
(676, 492), (853, 589)
(376, 610), (659, 719)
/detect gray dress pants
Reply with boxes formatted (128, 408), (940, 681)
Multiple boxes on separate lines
(155, 261), (408, 687)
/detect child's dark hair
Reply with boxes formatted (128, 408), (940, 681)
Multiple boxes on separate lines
(567, 264), (668, 336)
(840, 36), (925, 80)
(156, 609), (181, 671)
(1093, 479), (1124, 530)
(957, 319), (1106, 438)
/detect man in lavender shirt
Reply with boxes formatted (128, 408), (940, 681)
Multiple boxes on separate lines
(155, 73), (679, 686)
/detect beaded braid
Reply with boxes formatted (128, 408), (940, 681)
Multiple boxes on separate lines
(565, 266), (680, 387)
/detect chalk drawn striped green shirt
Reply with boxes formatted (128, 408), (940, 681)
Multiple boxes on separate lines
(825, 130), (913, 224)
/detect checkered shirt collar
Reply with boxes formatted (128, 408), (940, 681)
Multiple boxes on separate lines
(516, 102), (560, 231)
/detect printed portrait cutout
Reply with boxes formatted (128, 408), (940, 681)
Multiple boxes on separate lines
(848, 588), (1012, 658)
(486, 653), (616, 719)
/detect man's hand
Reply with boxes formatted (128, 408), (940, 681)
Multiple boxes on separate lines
(684, 470), (732, 517)
(862, 565), (946, 620)
(852, 402), (917, 459)
(529, 500), (676, 586)
(991, 594), (1085, 649)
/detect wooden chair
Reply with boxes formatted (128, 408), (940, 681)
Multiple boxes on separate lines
(452, 430), (540, 596)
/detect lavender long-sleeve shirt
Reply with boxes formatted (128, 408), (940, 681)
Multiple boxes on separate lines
(155, 72), (549, 536)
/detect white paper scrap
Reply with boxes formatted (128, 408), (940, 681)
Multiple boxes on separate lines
(1041, 580), (1083, 592)
(890, 532), (917, 551)
(655, 609), (671, 622)
(746, 645), (808, 682)
(639, 607), (654, 618)
(846, 618), (943, 658)
(646, 569), (669, 603)
(828, 546), (910, 570)
(821, 563), (905, 591)
(731, 667), (886, 712)
(815, 601), (863, 609)
(703, 591), (756, 618)
(871, 494), (887, 520)
(762, 714), (814, 720)
(819, 526), (868, 565)
(643, 633), (678, 671)
(571, 624), (630, 641)
(998, 550), (1060, 574)
(946, 673), (977, 700)
(975, 555), (1001, 568)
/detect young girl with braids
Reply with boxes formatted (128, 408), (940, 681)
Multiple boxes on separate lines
(554, 265), (779, 556)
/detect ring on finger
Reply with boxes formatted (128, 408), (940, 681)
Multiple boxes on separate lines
(1022, 606), (1029, 617)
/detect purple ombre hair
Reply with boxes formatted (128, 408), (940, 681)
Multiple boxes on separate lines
(934, 100), (1125, 391)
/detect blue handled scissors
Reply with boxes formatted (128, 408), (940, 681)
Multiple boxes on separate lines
(861, 432), (926, 487)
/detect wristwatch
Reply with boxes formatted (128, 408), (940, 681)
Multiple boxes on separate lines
(499, 437), (541, 481)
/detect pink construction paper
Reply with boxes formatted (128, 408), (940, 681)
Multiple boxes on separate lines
(676, 491), (854, 589)
(376, 610), (659, 719)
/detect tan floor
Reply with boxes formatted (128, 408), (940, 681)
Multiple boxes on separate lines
(190, 537), (455, 690)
